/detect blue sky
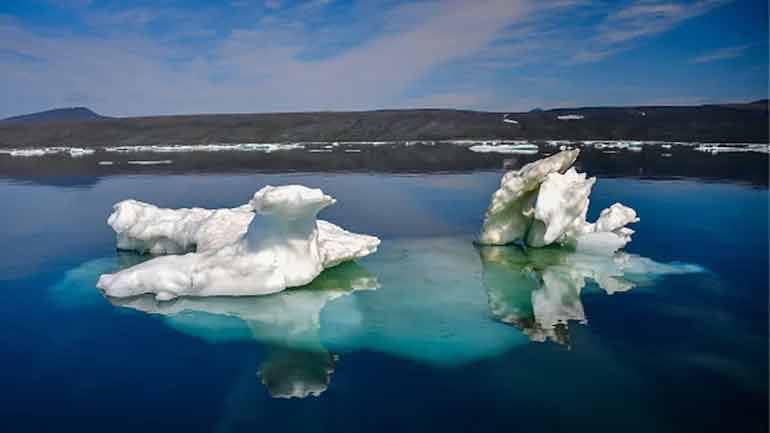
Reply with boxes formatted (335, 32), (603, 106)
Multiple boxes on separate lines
(0, 0), (766, 117)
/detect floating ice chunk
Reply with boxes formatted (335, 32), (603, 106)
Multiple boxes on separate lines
(479, 149), (579, 245)
(0, 146), (95, 157)
(126, 160), (172, 165)
(594, 203), (639, 234)
(479, 149), (639, 253)
(694, 143), (769, 154)
(586, 141), (643, 151)
(103, 143), (305, 153)
(10, 149), (47, 157)
(97, 185), (380, 299)
(68, 148), (95, 157)
(503, 115), (519, 124)
(469, 143), (538, 154)
(557, 114), (584, 120)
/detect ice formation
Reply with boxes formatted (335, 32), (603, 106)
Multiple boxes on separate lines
(694, 143), (769, 154)
(104, 143), (306, 153)
(0, 146), (95, 157)
(97, 185), (380, 300)
(478, 149), (639, 254)
(469, 143), (538, 154)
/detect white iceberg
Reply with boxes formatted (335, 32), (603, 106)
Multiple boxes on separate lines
(478, 149), (639, 254)
(97, 185), (380, 300)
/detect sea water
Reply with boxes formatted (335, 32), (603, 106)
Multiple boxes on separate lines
(0, 171), (766, 433)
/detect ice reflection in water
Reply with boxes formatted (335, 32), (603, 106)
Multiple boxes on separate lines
(109, 261), (377, 399)
(478, 245), (703, 346)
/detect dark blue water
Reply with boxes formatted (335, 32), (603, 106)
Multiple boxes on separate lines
(1, 172), (767, 433)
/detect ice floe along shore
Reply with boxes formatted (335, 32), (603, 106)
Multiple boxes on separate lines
(96, 185), (380, 300)
(0, 140), (767, 159)
(468, 143), (538, 154)
(0, 146), (95, 157)
(478, 149), (639, 254)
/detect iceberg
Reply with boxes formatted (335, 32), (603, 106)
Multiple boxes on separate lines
(97, 185), (380, 300)
(478, 149), (639, 254)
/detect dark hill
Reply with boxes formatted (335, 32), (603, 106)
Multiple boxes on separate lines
(0, 101), (766, 147)
(1, 107), (109, 124)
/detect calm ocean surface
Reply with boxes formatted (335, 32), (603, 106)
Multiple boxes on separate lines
(1, 171), (767, 433)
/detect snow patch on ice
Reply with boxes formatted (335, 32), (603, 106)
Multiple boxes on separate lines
(557, 114), (584, 120)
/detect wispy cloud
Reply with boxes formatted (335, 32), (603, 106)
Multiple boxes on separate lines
(689, 44), (750, 63)
(0, 0), (536, 116)
(0, 0), (764, 117)
(571, 0), (731, 63)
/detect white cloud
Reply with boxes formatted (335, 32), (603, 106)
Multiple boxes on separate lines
(689, 44), (750, 63)
(571, 0), (731, 63)
(0, 0), (536, 117)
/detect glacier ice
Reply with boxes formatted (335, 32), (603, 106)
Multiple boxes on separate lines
(97, 185), (380, 300)
(478, 149), (639, 254)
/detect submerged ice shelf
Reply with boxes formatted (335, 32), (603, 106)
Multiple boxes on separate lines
(97, 185), (380, 300)
(478, 149), (639, 253)
(57, 237), (703, 379)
